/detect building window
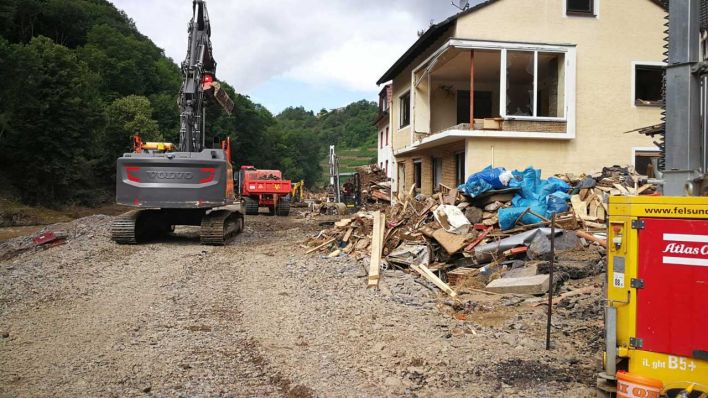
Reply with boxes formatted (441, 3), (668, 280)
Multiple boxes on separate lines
(413, 159), (422, 190)
(455, 152), (465, 186)
(566, 0), (594, 16)
(634, 64), (663, 106)
(380, 131), (384, 148)
(385, 127), (389, 146)
(634, 149), (661, 178)
(505, 50), (566, 118)
(432, 158), (443, 192)
(400, 91), (411, 127)
(398, 163), (406, 193)
(385, 160), (389, 174)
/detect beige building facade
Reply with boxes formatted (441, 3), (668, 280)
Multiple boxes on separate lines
(378, 0), (665, 196)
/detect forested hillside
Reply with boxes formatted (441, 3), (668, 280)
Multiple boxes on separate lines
(0, 0), (377, 207)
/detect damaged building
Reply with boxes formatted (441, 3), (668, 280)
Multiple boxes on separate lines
(376, 0), (666, 196)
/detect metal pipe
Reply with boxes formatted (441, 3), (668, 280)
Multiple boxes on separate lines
(546, 213), (556, 350)
(606, 306), (618, 376)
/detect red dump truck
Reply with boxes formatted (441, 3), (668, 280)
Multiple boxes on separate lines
(239, 166), (292, 216)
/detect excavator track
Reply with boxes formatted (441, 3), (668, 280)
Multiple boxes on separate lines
(111, 209), (172, 244)
(200, 210), (243, 245)
(111, 210), (141, 244)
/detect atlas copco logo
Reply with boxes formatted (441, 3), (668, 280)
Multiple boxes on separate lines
(662, 242), (708, 256)
(661, 233), (708, 267)
(146, 171), (194, 180)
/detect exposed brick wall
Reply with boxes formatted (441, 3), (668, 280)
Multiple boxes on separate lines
(501, 120), (567, 133)
(394, 141), (465, 196)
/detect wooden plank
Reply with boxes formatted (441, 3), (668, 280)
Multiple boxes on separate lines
(305, 238), (336, 254)
(636, 184), (653, 195)
(342, 227), (353, 243)
(463, 226), (493, 252)
(445, 188), (458, 205)
(613, 183), (629, 195)
(367, 211), (385, 288)
(410, 263), (457, 297)
(432, 229), (468, 254)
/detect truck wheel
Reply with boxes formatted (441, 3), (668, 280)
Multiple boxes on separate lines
(276, 200), (290, 216)
(244, 197), (259, 215)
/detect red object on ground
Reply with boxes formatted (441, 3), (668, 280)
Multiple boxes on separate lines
(32, 232), (58, 246)
(636, 217), (708, 359)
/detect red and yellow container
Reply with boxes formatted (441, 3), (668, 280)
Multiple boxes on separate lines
(616, 371), (663, 398)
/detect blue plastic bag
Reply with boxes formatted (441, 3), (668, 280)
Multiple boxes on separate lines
(457, 166), (507, 197)
(546, 191), (570, 214)
(498, 167), (571, 230)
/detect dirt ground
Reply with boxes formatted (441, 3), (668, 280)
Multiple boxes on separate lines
(0, 214), (604, 397)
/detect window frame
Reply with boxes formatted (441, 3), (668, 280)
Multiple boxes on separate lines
(454, 152), (466, 186)
(431, 158), (443, 192)
(399, 91), (411, 128)
(500, 49), (568, 121)
(413, 159), (422, 190)
(632, 62), (665, 107)
(566, 0), (596, 17)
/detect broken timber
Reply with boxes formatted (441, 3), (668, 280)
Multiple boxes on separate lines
(410, 263), (457, 297)
(367, 211), (385, 288)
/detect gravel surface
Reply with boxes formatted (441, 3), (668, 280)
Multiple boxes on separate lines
(0, 214), (603, 397)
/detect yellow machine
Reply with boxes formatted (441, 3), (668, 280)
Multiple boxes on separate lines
(291, 179), (304, 202)
(601, 196), (708, 397)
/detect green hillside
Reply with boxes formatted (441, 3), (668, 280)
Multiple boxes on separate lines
(0, 0), (378, 206)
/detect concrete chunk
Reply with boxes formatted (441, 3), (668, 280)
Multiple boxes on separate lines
(486, 274), (550, 295)
(503, 264), (538, 279)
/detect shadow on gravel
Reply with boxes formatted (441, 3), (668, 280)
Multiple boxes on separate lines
(491, 358), (595, 387)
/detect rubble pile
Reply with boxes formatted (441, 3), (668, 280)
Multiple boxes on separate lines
(558, 165), (657, 230)
(355, 164), (391, 204)
(304, 164), (654, 300)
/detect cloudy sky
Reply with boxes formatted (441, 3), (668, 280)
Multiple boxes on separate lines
(111, 0), (470, 114)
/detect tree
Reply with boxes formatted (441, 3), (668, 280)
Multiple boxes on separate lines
(0, 36), (105, 205)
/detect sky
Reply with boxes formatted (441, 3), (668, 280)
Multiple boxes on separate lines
(110, 0), (469, 114)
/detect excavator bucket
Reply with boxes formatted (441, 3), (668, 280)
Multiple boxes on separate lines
(212, 82), (234, 115)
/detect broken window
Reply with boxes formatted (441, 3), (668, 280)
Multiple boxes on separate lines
(432, 158), (443, 192)
(400, 92), (411, 127)
(537, 52), (565, 117)
(455, 152), (465, 186)
(567, 0), (594, 15)
(506, 51), (534, 116)
(635, 65), (663, 106)
(413, 159), (422, 190)
(398, 163), (406, 193)
(635, 150), (661, 177)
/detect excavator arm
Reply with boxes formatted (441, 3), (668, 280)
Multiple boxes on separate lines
(178, 0), (233, 153)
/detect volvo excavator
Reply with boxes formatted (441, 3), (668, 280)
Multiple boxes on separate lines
(111, 0), (243, 245)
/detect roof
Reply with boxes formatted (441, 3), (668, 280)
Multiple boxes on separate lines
(376, 0), (667, 85)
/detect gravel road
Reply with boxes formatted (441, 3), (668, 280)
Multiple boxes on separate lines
(0, 214), (602, 397)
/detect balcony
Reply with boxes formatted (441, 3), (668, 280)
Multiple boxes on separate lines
(406, 40), (576, 146)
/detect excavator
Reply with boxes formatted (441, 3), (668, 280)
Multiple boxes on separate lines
(111, 0), (242, 245)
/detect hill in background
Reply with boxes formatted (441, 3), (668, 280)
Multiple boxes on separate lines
(0, 0), (377, 207)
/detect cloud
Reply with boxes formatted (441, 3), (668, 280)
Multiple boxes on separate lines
(112, 0), (457, 95)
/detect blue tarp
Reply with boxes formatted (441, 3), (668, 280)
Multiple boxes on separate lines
(457, 166), (507, 197)
(497, 167), (570, 230)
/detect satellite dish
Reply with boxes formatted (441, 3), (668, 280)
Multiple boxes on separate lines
(451, 0), (470, 10)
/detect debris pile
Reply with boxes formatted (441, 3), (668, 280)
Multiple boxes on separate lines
(304, 165), (648, 300)
(558, 165), (657, 230)
(356, 164), (391, 204)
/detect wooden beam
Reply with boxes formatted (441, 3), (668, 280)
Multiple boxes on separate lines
(469, 50), (475, 125)
(411, 263), (457, 297)
(305, 238), (335, 254)
(368, 211), (385, 288)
